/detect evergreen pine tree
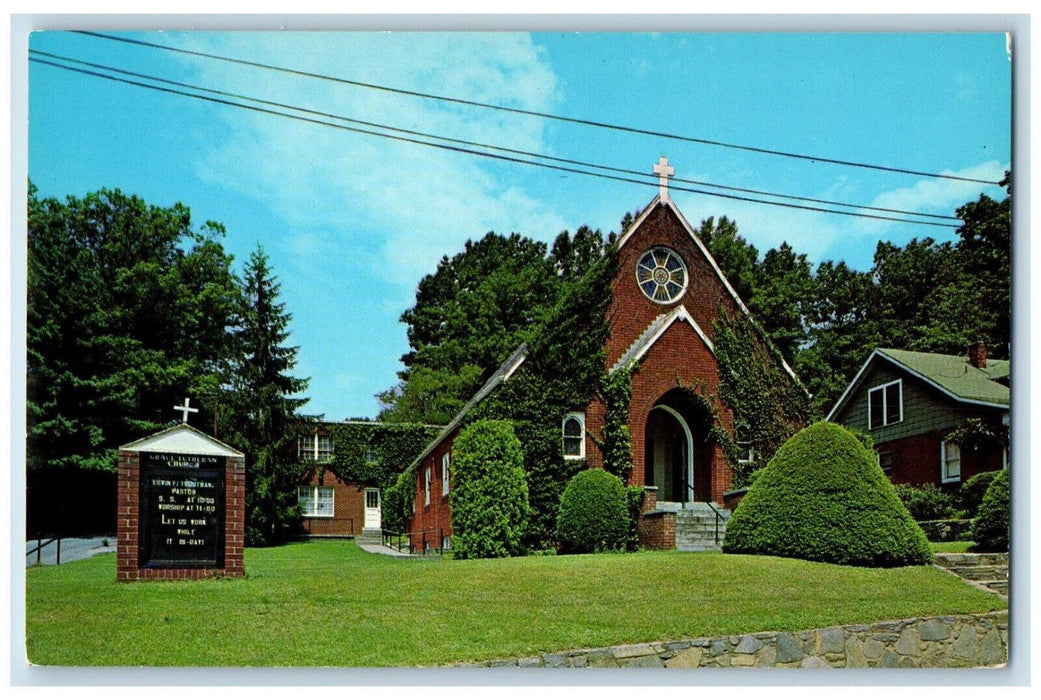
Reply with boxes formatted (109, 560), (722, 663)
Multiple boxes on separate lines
(227, 246), (309, 545)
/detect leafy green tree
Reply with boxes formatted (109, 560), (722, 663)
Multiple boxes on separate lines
(748, 242), (815, 363)
(952, 172), (1011, 355)
(223, 246), (309, 546)
(384, 228), (606, 424)
(27, 184), (239, 474)
(697, 216), (759, 303)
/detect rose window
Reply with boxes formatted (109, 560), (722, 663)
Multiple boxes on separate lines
(636, 248), (688, 303)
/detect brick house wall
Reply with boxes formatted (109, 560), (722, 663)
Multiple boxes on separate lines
(299, 469), (367, 537)
(409, 430), (456, 551)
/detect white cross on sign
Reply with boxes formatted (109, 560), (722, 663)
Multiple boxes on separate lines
(174, 397), (199, 424)
(653, 156), (675, 203)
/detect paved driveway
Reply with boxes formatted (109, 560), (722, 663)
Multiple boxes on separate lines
(26, 536), (116, 567)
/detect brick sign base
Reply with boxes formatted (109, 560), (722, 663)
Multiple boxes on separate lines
(117, 449), (245, 581)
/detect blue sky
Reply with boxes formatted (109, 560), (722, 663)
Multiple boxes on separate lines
(26, 30), (1012, 420)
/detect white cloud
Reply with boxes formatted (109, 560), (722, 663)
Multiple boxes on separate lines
(174, 32), (561, 293)
(867, 161), (1007, 217)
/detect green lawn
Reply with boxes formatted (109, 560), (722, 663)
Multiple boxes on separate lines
(26, 540), (1005, 667)
(930, 541), (975, 553)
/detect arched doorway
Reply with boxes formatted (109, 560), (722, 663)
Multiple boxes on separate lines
(643, 389), (715, 504)
(644, 406), (692, 503)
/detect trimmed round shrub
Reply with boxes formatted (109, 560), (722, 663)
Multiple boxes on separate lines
(723, 421), (932, 567)
(556, 469), (630, 553)
(893, 482), (959, 521)
(450, 420), (530, 559)
(960, 470), (1001, 517)
(971, 468), (1009, 552)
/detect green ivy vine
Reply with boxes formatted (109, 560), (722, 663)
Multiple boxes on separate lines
(596, 360), (636, 482)
(712, 310), (810, 486)
(290, 421), (441, 533)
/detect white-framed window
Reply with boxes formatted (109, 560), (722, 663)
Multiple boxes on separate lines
(562, 413), (586, 459)
(298, 433), (334, 461)
(878, 451), (894, 476)
(941, 440), (962, 483)
(424, 466), (432, 506)
(364, 445), (378, 464)
(868, 380), (902, 430)
(441, 453), (451, 496)
(735, 424), (754, 465)
(297, 486), (335, 518)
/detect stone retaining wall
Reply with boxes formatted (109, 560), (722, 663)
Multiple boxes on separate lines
(459, 611), (1007, 668)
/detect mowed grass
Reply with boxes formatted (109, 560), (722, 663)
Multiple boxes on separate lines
(26, 539), (1005, 667)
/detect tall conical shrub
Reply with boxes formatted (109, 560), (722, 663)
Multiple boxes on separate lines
(723, 421), (932, 567)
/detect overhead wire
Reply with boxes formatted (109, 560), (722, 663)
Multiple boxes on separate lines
(74, 30), (1003, 187)
(30, 48), (961, 224)
(30, 52), (961, 229)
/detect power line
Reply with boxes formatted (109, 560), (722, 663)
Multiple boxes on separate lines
(30, 55), (960, 230)
(31, 48), (960, 224)
(74, 30), (1003, 187)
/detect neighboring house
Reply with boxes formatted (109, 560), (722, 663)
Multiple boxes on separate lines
(827, 343), (1009, 487)
(294, 420), (442, 538)
(408, 160), (803, 551)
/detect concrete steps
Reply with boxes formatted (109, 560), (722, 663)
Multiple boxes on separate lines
(354, 528), (383, 546)
(664, 503), (730, 552)
(933, 552), (1008, 597)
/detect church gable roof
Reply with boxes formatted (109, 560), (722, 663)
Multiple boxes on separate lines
(408, 343), (528, 469)
(616, 195), (801, 387)
(611, 305), (713, 374)
(119, 423), (244, 457)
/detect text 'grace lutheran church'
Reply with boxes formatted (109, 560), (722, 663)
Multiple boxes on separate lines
(406, 158), (802, 551)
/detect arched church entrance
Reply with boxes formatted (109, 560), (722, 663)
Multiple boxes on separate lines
(643, 389), (714, 504)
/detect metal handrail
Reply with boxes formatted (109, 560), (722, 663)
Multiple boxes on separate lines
(381, 527), (445, 555)
(704, 501), (730, 545)
(26, 537), (60, 565)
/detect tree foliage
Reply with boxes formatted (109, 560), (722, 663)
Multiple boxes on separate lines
(381, 228), (609, 424)
(223, 246), (310, 546)
(27, 184), (240, 474)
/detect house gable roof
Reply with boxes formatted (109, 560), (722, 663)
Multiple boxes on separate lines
(610, 304), (713, 374)
(119, 423), (244, 457)
(617, 196), (802, 388)
(408, 343), (528, 469)
(826, 347), (1010, 421)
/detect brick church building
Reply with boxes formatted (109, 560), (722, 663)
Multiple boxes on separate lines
(407, 159), (801, 551)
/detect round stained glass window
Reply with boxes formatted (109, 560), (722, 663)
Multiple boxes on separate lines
(635, 248), (688, 303)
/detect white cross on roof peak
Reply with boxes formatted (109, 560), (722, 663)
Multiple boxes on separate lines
(173, 397), (199, 424)
(653, 156), (675, 203)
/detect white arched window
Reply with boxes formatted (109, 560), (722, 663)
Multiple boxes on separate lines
(563, 413), (586, 460)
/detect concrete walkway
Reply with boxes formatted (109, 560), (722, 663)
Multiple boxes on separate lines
(26, 536), (117, 567)
(357, 542), (414, 557)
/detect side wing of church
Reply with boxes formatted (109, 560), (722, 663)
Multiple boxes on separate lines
(408, 161), (801, 552)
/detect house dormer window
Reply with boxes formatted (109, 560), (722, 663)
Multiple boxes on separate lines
(636, 247), (688, 304)
(563, 413), (586, 459)
(298, 433), (334, 461)
(868, 380), (902, 430)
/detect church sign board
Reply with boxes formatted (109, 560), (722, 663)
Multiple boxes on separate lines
(117, 421), (245, 581)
